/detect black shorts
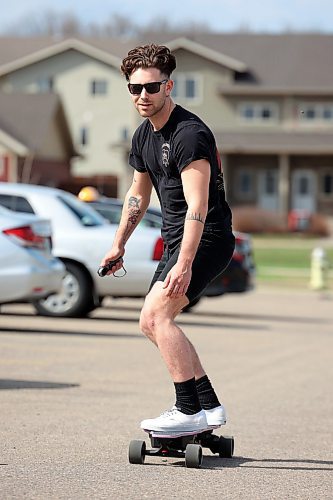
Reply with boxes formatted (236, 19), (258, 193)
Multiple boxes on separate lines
(149, 226), (235, 305)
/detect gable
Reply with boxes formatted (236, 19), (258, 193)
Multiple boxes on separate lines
(0, 38), (122, 77)
(0, 128), (28, 156)
(168, 37), (247, 73)
(0, 93), (76, 158)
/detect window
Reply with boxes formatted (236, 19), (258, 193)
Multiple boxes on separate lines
(185, 78), (196, 99)
(299, 176), (309, 195)
(80, 127), (89, 146)
(90, 80), (108, 95)
(37, 77), (53, 93)
(262, 107), (273, 120)
(58, 195), (104, 227)
(320, 171), (333, 198)
(171, 73), (201, 102)
(305, 107), (315, 120)
(264, 171), (277, 195)
(299, 103), (333, 122)
(121, 127), (129, 141)
(323, 108), (333, 120)
(235, 169), (255, 200)
(243, 106), (255, 119)
(239, 102), (278, 123)
(0, 194), (35, 214)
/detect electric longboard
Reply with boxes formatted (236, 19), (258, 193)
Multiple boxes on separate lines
(128, 427), (234, 468)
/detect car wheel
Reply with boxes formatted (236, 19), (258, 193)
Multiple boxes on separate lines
(33, 261), (94, 317)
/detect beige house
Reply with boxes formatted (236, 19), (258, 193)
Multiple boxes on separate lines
(0, 34), (332, 216)
(0, 92), (77, 186)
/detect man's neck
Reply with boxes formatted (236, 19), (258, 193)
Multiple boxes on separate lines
(150, 99), (175, 131)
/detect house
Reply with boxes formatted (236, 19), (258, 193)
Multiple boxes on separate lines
(0, 92), (77, 187)
(0, 34), (332, 217)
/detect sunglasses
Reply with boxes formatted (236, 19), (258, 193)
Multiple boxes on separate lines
(127, 79), (168, 95)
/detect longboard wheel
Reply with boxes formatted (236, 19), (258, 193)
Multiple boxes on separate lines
(185, 444), (203, 468)
(218, 436), (234, 458)
(129, 440), (146, 464)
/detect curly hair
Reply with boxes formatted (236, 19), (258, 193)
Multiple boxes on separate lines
(120, 44), (176, 81)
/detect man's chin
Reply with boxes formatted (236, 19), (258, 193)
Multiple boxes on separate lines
(137, 108), (154, 117)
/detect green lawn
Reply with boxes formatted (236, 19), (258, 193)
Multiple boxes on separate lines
(251, 236), (333, 288)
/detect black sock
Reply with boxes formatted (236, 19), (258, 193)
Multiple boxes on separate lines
(195, 375), (221, 410)
(174, 377), (202, 415)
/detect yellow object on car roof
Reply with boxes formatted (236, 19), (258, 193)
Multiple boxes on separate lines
(78, 186), (100, 202)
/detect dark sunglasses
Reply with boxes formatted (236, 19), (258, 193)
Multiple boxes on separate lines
(127, 79), (168, 95)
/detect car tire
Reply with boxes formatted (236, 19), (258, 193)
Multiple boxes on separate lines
(33, 261), (95, 318)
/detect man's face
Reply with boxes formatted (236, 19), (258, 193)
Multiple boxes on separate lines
(128, 67), (173, 118)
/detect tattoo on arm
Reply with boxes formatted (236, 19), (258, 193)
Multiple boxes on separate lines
(128, 196), (141, 224)
(185, 211), (205, 224)
(122, 196), (142, 244)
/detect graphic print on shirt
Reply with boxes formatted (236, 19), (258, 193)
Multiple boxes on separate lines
(161, 142), (170, 169)
(216, 147), (225, 192)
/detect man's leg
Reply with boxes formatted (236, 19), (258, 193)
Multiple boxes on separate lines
(139, 282), (226, 430)
(139, 282), (226, 431)
(140, 281), (201, 381)
(139, 282), (209, 431)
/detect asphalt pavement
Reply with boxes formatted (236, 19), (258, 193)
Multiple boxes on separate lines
(1, 287), (332, 499)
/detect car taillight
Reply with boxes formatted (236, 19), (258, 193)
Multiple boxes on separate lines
(233, 235), (245, 262)
(232, 251), (244, 263)
(152, 237), (164, 261)
(3, 225), (46, 249)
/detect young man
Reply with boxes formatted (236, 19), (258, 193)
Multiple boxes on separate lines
(101, 44), (235, 433)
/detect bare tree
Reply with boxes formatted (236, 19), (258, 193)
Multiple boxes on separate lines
(2, 9), (214, 38)
(3, 10), (83, 37)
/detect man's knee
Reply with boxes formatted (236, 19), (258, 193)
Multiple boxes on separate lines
(139, 282), (188, 339)
(139, 308), (154, 338)
(139, 302), (163, 338)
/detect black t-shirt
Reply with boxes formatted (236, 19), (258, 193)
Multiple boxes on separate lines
(129, 104), (232, 248)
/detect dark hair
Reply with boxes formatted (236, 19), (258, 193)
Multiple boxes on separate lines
(120, 44), (176, 81)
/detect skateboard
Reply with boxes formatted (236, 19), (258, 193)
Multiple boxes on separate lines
(128, 426), (234, 468)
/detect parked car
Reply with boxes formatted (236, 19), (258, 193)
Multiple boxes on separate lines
(0, 205), (65, 305)
(88, 198), (163, 229)
(83, 197), (256, 309)
(0, 183), (163, 317)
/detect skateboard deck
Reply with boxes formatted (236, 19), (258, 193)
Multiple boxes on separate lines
(144, 425), (220, 438)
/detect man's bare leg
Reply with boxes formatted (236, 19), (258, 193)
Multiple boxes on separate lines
(139, 282), (225, 430)
(140, 282), (205, 381)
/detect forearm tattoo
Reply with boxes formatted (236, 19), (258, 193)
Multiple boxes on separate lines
(122, 196), (142, 243)
(128, 196), (141, 224)
(185, 211), (205, 224)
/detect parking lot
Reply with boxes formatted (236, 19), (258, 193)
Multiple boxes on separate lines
(1, 287), (332, 499)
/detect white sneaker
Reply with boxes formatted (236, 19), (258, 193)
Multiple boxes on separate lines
(204, 405), (227, 426)
(140, 408), (208, 433)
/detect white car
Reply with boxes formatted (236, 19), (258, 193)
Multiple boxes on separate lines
(0, 205), (65, 305)
(0, 183), (163, 317)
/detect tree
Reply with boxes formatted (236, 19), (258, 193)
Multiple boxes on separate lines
(2, 10), (214, 38)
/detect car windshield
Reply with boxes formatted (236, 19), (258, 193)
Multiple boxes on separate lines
(58, 195), (106, 227)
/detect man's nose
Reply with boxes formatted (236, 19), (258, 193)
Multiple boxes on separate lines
(140, 87), (149, 98)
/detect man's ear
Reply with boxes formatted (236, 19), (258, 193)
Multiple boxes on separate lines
(166, 79), (174, 96)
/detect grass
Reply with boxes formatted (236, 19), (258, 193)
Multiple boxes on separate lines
(251, 235), (333, 289)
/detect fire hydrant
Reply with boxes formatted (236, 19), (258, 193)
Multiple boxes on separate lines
(309, 247), (329, 290)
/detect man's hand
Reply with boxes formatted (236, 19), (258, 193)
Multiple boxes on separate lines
(100, 247), (125, 276)
(163, 263), (192, 298)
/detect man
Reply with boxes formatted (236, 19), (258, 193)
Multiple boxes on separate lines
(101, 44), (235, 433)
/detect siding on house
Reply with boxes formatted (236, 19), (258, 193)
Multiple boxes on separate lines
(0, 35), (332, 213)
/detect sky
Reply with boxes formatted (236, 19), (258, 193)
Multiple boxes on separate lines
(0, 0), (332, 34)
